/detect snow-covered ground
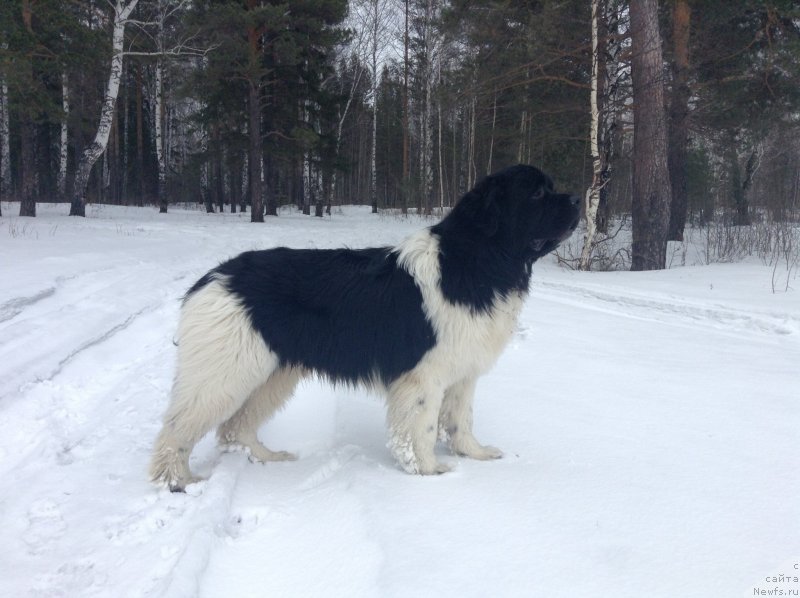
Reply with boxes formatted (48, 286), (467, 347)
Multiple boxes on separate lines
(1, 202), (798, 598)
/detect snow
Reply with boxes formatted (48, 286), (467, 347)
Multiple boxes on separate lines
(1, 202), (798, 598)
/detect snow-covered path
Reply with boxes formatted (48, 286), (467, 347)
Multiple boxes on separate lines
(1, 204), (798, 598)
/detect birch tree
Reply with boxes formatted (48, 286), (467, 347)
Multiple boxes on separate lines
(402, 0), (410, 214)
(147, 0), (174, 213)
(579, 0), (603, 271)
(140, 0), (203, 213)
(579, 0), (625, 268)
(57, 73), (69, 200)
(70, 0), (139, 217)
(358, 0), (392, 213)
(416, 0), (440, 215)
(327, 56), (365, 214)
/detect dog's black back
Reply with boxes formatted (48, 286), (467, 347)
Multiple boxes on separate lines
(187, 247), (436, 386)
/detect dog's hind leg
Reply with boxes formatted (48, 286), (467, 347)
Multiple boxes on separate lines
(438, 377), (503, 460)
(217, 367), (301, 463)
(149, 279), (278, 491)
(386, 372), (450, 475)
(150, 359), (274, 491)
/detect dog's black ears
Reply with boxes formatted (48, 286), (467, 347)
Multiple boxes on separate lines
(459, 175), (501, 237)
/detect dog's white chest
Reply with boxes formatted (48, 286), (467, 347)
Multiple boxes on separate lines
(431, 291), (524, 376)
(395, 229), (525, 384)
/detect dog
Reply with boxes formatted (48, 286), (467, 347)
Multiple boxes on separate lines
(150, 164), (579, 491)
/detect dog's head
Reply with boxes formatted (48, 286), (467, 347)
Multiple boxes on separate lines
(453, 164), (580, 261)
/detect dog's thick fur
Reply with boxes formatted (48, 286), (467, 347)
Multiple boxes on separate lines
(150, 164), (579, 490)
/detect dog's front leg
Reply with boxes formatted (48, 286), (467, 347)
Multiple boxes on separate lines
(386, 374), (450, 475)
(439, 377), (503, 460)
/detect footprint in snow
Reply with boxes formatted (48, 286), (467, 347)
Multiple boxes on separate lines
(25, 499), (66, 555)
(103, 494), (188, 546)
(30, 558), (106, 597)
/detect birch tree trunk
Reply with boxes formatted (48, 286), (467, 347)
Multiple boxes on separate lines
(421, 0), (436, 216)
(401, 0), (409, 215)
(580, 0), (603, 270)
(595, 0), (624, 235)
(154, 1), (168, 214)
(437, 58), (444, 212)
(370, 0), (379, 214)
(630, 0), (672, 271)
(57, 73), (70, 200)
(70, 0), (139, 216)
(328, 64), (363, 214)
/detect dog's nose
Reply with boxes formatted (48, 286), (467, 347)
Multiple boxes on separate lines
(569, 195), (581, 207)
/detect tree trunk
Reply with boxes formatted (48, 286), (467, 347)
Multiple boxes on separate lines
(370, 0), (379, 213)
(487, 92), (497, 175)
(316, 170), (326, 217)
(246, 0), (263, 223)
(215, 148), (224, 213)
(19, 120), (36, 216)
(263, 151), (275, 216)
(135, 64), (145, 206)
(437, 58), (444, 212)
(154, 60), (168, 213)
(630, 0), (672, 271)
(202, 161), (213, 212)
(595, 0), (624, 235)
(421, 0), (436, 216)
(667, 0), (691, 241)
(732, 144), (760, 226)
(580, 0), (603, 270)
(0, 45), (11, 205)
(110, 101), (120, 203)
(302, 150), (312, 216)
(71, 0), (139, 216)
(330, 64), (362, 215)
(247, 85), (263, 221)
(468, 94), (476, 188)
(401, 0), (409, 215)
(57, 72), (70, 200)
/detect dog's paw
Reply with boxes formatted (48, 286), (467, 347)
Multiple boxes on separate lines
(470, 445), (503, 460)
(418, 461), (453, 475)
(167, 475), (203, 493)
(221, 438), (297, 464)
(453, 441), (504, 461)
(248, 448), (297, 464)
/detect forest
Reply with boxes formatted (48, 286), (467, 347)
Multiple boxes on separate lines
(1, 0), (799, 270)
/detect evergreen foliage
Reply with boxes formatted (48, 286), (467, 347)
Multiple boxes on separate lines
(0, 0), (797, 247)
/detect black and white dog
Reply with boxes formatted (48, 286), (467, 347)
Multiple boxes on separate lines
(151, 164), (579, 490)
